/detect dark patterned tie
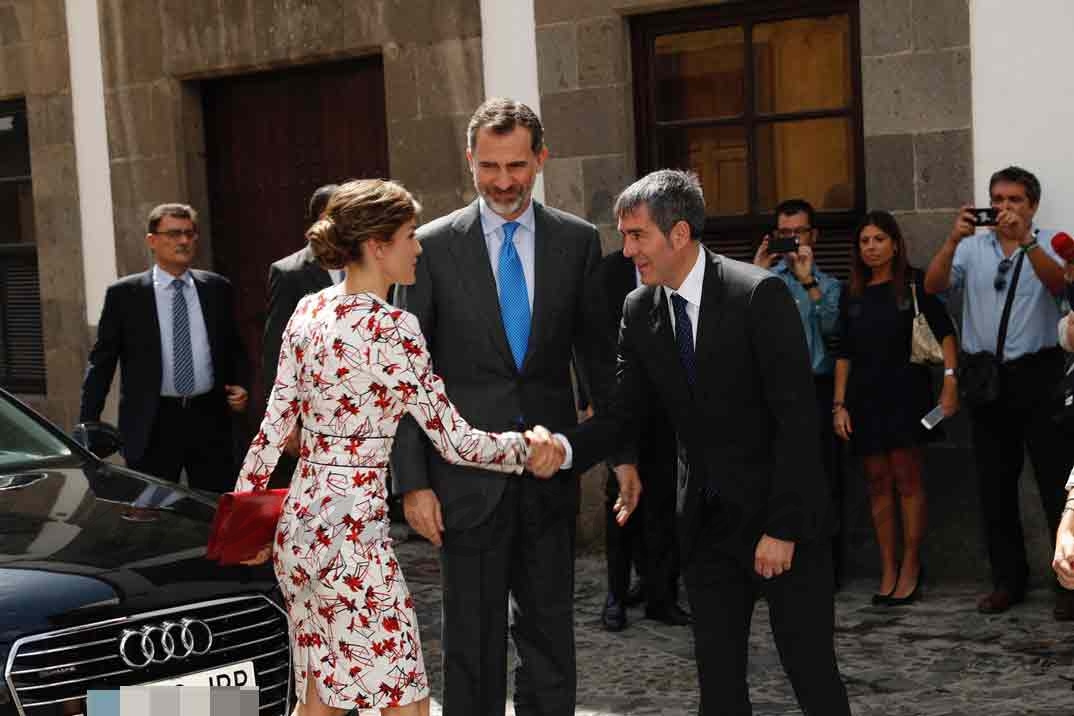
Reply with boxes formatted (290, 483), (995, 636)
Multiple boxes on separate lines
(671, 292), (696, 386)
(172, 278), (195, 395)
(498, 221), (530, 370)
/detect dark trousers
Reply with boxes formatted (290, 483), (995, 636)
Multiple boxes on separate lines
(129, 393), (235, 493)
(605, 456), (680, 607)
(440, 477), (575, 716)
(814, 375), (843, 573)
(684, 515), (850, 716)
(968, 347), (1073, 595)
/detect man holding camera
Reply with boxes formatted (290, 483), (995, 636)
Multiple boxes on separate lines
(754, 199), (843, 583)
(924, 165), (1074, 619)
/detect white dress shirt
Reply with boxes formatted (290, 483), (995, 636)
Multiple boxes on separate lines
(663, 244), (706, 345)
(151, 265), (214, 396)
(480, 198), (537, 312)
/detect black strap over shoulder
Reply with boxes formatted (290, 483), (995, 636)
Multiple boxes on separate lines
(996, 251), (1025, 360)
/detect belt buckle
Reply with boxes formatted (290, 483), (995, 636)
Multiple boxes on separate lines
(180, 395), (191, 409)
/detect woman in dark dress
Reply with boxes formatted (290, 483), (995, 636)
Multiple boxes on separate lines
(833, 211), (959, 605)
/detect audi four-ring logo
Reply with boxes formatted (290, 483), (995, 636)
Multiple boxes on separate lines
(118, 618), (214, 668)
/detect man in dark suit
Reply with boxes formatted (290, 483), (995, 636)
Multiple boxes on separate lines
(391, 98), (616, 716)
(593, 250), (688, 630)
(80, 204), (249, 493)
(261, 184), (338, 487)
(560, 170), (851, 715)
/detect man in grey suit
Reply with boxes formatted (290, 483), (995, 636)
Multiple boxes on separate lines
(392, 98), (618, 716)
(261, 184), (338, 486)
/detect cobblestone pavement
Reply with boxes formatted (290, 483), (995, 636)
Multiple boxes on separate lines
(393, 538), (1074, 716)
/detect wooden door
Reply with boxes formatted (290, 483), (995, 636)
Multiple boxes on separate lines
(203, 56), (390, 427)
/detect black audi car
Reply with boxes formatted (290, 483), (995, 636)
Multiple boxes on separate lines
(0, 390), (292, 715)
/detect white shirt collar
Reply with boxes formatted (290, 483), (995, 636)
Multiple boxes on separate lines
(153, 264), (193, 288)
(665, 244), (706, 307)
(478, 197), (536, 237)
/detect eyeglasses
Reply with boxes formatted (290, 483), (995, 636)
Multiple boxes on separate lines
(154, 229), (198, 240)
(994, 256), (1013, 291)
(773, 227), (814, 238)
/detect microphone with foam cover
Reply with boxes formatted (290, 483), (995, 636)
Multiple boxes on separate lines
(1051, 232), (1074, 263)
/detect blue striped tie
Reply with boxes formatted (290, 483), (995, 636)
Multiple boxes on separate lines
(497, 221), (530, 370)
(171, 278), (195, 395)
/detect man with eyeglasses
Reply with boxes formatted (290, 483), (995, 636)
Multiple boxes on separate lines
(924, 166), (1074, 620)
(754, 199), (843, 584)
(80, 203), (249, 493)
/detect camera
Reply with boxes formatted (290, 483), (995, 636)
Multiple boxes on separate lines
(970, 207), (999, 227)
(767, 235), (800, 254)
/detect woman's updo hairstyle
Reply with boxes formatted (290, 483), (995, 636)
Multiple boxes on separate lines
(306, 179), (420, 270)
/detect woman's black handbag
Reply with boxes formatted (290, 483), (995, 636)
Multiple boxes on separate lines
(958, 251), (1024, 408)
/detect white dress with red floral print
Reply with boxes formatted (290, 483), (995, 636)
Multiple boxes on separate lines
(235, 286), (528, 711)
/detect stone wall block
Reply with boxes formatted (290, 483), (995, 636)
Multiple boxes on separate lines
(535, 0), (615, 26)
(25, 92), (72, 148)
(598, 223), (622, 256)
(342, 0), (391, 50)
(915, 129), (972, 210)
(542, 157), (584, 218)
(99, 0), (164, 87)
(860, 0), (912, 56)
(864, 133), (914, 211)
(383, 43), (419, 121)
(280, 0), (345, 59)
(582, 153), (631, 225)
(894, 210), (958, 267)
(28, 143), (77, 200)
(109, 157), (182, 208)
(161, 0), (229, 76)
(415, 38), (484, 118)
(27, 0), (66, 41)
(912, 0), (969, 52)
(388, 115), (472, 201)
(536, 24), (578, 94)
(381, 0), (482, 46)
(28, 37), (70, 94)
(577, 16), (626, 87)
(862, 49), (971, 135)
(541, 85), (629, 158)
(0, 44), (28, 98)
(0, 4), (24, 46)
(105, 82), (179, 159)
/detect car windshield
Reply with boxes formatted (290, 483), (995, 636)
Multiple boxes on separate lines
(0, 397), (73, 469)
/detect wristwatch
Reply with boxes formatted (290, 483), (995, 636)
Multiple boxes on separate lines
(800, 279), (818, 291)
(943, 368), (956, 377)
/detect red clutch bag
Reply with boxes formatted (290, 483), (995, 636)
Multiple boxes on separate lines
(206, 489), (288, 566)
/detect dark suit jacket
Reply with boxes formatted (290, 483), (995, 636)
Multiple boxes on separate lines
(391, 200), (615, 529)
(262, 245), (333, 390)
(79, 268), (248, 465)
(568, 247), (828, 565)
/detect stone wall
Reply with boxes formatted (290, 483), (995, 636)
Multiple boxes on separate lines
(0, 0), (87, 426)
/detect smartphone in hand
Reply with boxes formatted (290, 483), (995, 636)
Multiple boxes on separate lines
(921, 404), (945, 430)
(970, 207), (999, 227)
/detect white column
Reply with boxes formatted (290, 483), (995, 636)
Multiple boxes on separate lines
(478, 0), (545, 201)
(65, 0), (117, 325)
(971, 0), (1074, 228)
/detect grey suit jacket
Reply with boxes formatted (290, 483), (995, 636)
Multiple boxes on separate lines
(262, 245), (333, 391)
(391, 200), (615, 529)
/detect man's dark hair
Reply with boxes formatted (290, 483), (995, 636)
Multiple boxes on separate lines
(467, 98), (544, 155)
(307, 184), (338, 222)
(613, 170), (706, 241)
(989, 166), (1041, 206)
(147, 203), (198, 234)
(775, 198), (816, 228)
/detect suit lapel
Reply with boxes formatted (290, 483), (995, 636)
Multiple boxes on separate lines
(446, 202), (516, 370)
(301, 245), (333, 292)
(140, 271), (163, 373)
(521, 203), (562, 373)
(191, 270), (219, 372)
(693, 248), (727, 372)
(648, 287), (693, 411)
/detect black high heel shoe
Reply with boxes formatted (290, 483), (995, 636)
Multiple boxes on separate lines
(871, 563), (900, 606)
(887, 564), (924, 606)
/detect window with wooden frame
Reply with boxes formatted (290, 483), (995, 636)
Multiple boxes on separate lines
(0, 99), (45, 395)
(631, 0), (864, 275)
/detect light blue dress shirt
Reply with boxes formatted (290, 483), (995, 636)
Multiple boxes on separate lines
(480, 198), (536, 312)
(948, 227), (1063, 360)
(771, 261), (841, 376)
(152, 265), (214, 396)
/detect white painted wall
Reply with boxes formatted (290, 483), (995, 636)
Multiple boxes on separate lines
(477, 0), (545, 201)
(971, 0), (1074, 230)
(65, 0), (117, 325)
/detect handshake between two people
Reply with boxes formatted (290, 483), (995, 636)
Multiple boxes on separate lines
(523, 425), (567, 478)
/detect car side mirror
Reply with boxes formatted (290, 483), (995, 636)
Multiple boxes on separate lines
(72, 421), (123, 460)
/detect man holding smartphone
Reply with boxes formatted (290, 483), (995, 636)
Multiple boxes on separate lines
(753, 199), (843, 583)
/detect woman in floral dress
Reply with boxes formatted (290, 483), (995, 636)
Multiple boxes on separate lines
(235, 179), (548, 716)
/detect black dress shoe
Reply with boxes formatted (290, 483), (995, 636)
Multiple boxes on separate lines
(623, 581), (645, 608)
(887, 564), (924, 607)
(601, 596), (627, 632)
(871, 562), (900, 606)
(645, 603), (692, 626)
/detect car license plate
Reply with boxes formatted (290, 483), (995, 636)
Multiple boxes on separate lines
(144, 660), (257, 688)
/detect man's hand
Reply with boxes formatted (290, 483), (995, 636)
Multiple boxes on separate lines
(524, 425), (565, 478)
(754, 534), (795, 579)
(997, 207), (1031, 244)
(1053, 509), (1074, 590)
(282, 424), (301, 457)
(225, 385), (248, 413)
(791, 244), (815, 283)
(949, 205), (977, 246)
(612, 464), (642, 526)
(752, 236), (780, 269)
(403, 489), (444, 547)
